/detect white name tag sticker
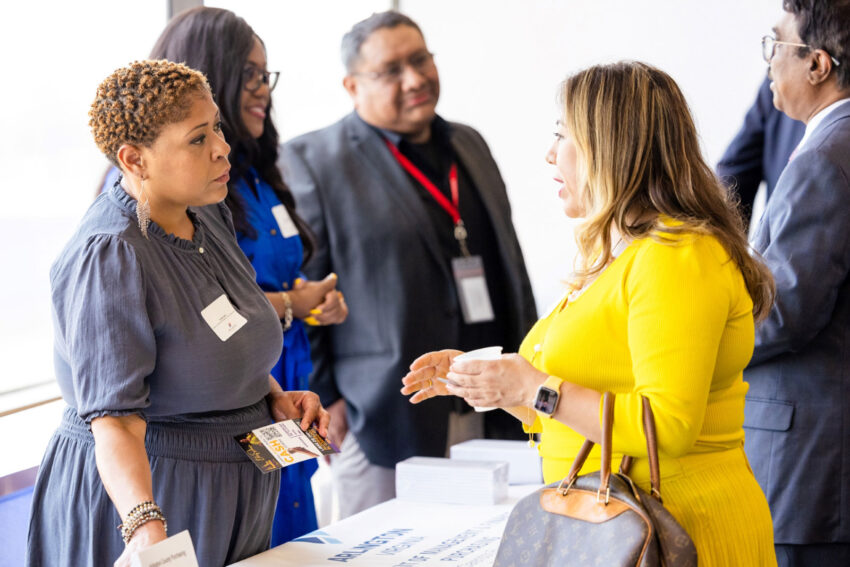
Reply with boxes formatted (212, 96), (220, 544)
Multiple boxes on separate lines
(452, 255), (495, 324)
(271, 204), (300, 238)
(131, 530), (199, 567)
(201, 294), (247, 341)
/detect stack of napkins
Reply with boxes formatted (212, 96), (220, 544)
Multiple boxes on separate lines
(395, 456), (508, 505)
(450, 439), (543, 484)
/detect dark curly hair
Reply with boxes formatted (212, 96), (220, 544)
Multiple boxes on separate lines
(89, 60), (210, 166)
(150, 6), (314, 263)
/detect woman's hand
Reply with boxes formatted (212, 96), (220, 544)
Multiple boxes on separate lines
(288, 274), (340, 320)
(310, 287), (348, 326)
(401, 349), (463, 403)
(445, 353), (548, 409)
(113, 520), (167, 567)
(268, 389), (330, 438)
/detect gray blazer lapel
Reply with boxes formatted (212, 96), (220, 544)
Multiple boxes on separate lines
(750, 217), (770, 253)
(452, 134), (511, 244)
(345, 115), (450, 278)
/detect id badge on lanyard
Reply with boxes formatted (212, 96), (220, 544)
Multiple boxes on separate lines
(385, 139), (495, 323)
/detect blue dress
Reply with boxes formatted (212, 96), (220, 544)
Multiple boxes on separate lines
(234, 168), (318, 546)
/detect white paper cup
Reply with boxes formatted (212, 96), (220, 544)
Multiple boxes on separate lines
(452, 346), (503, 411)
(453, 346), (504, 362)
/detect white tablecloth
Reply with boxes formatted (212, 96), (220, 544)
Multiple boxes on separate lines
(228, 485), (539, 567)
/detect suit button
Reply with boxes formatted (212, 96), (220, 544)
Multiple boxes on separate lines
(270, 228), (277, 236)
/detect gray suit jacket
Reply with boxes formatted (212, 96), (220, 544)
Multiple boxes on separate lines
(280, 112), (537, 468)
(744, 100), (850, 544)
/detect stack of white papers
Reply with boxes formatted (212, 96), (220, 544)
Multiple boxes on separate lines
(450, 439), (543, 485)
(395, 456), (508, 505)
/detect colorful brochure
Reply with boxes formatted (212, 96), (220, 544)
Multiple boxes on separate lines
(235, 419), (338, 474)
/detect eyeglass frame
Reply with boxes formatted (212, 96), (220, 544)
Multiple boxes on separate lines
(242, 65), (280, 93)
(350, 51), (436, 84)
(761, 35), (840, 67)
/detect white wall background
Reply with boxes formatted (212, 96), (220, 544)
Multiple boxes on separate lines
(0, 1), (167, 392)
(0, 0), (783, 393)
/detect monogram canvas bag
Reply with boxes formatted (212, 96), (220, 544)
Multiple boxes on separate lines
(494, 393), (697, 566)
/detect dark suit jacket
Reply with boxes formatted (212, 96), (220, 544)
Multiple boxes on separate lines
(744, 100), (850, 544)
(280, 112), (537, 468)
(717, 76), (804, 224)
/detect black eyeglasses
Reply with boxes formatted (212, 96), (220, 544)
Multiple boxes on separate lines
(352, 51), (436, 84)
(761, 35), (840, 67)
(242, 66), (280, 93)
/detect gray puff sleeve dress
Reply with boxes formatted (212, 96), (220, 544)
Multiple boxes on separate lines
(27, 181), (285, 566)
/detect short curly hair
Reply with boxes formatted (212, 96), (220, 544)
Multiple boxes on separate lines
(89, 59), (211, 166)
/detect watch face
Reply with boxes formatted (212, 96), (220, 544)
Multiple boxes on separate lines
(535, 387), (558, 414)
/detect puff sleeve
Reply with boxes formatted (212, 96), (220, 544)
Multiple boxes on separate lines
(51, 234), (156, 423)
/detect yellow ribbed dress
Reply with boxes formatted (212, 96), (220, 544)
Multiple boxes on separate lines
(522, 229), (777, 566)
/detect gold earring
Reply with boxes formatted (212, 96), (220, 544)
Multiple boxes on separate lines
(137, 178), (150, 239)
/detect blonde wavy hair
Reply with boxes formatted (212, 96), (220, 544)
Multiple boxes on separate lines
(89, 59), (211, 166)
(561, 61), (774, 321)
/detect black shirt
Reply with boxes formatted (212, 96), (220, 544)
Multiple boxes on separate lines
(370, 116), (513, 354)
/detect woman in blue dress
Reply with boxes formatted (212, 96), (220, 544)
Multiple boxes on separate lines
(149, 7), (348, 545)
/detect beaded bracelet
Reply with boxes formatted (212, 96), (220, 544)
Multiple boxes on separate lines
(118, 501), (167, 545)
(279, 291), (293, 331)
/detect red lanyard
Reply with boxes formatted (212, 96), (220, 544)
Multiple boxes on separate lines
(384, 139), (470, 256)
(384, 139), (460, 224)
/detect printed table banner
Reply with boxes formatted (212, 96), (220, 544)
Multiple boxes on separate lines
(229, 486), (539, 567)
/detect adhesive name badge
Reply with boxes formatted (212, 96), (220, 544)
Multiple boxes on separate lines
(451, 255), (495, 324)
(201, 294), (247, 341)
(271, 204), (300, 238)
(130, 530), (199, 567)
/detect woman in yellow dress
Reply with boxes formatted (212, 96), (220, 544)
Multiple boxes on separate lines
(402, 61), (778, 565)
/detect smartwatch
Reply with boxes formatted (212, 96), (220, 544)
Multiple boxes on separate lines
(534, 376), (563, 417)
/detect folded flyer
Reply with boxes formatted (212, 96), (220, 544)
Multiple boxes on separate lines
(235, 419), (338, 474)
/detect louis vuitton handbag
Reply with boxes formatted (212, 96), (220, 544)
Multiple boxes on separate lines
(493, 393), (697, 566)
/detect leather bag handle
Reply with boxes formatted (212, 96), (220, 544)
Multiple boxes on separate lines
(558, 393), (663, 502)
(558, 392), (615, 500)
(618, 397), (662, 498)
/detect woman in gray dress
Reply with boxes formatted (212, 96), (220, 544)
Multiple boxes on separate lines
(26, 59), (329, 566)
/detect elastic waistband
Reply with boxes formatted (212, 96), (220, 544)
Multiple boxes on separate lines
(57, 401), (272, 463)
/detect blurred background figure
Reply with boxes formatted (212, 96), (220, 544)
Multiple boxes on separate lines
(716, 75), (803, 229)
(281, 11), (537, 519)
(744, 1), (850, 565)
(133, 7), (348, 545)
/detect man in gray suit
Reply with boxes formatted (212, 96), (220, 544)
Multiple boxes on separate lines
(744, 1), (850, 565)
(281, 11), (536, 518)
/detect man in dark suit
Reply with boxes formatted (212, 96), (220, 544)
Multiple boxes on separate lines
(716, 76), (804, 228)
(280, 11), (536, 518)
(744, 1), (850, 565)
